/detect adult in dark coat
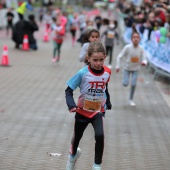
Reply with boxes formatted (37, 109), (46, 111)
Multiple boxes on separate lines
(12, 14), (39, 50)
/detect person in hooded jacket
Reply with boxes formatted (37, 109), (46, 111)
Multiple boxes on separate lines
(12, 14), (39, 50)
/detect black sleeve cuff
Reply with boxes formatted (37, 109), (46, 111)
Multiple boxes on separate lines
(65, 86), (77, 110)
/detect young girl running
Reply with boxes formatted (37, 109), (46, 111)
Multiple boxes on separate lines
(51, 19), (65, 62)
(69, 13), (79, 46)
(116, 31), (147, 106)
(79, 29), (100, 62)
(65, 41), (112, 170)
(101, 20), (119, 69)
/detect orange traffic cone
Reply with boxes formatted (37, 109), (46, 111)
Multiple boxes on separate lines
(22, 34), (29, 50)
(1, 45), (10, 66)
(43, 28), (49, 42)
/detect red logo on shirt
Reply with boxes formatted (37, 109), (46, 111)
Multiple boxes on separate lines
(89, 81), (106, 89)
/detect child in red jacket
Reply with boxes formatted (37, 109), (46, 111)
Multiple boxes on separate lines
(52, 19), (65, 62)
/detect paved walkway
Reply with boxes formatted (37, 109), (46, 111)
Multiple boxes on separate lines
(0, 23), (170, 170)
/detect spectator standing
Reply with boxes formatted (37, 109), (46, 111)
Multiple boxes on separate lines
(6, 8), (14, 36)
(16, 0), (33, 20)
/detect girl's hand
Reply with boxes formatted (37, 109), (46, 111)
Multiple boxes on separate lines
(116, 68), (120, 73)
(69, 107), (77, 113)
(106, 103), (112, 110)
(141, 62), (146, 66)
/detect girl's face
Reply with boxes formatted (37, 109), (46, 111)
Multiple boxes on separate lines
(131, 33), (140, 46)
(88, 32), (99, 43)
(88, 52), (106, 70)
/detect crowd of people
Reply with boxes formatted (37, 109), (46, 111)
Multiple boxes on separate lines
(117, 0), (170, 38)
(117, 0), (170, 75)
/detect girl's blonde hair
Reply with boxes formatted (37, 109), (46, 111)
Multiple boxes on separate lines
(84, 41), (106, 65)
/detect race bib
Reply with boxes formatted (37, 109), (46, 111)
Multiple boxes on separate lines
(107, 31), (114, 39)
(83, 91), (103, 112)
(131, 57), (139, 63)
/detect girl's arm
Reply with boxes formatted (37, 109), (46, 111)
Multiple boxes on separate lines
(141, 48), (148, 66)
(101, 30), (107, 39)
(58, 26), (65, 36)
(105, 83), (112, 110)
(65, 86), (77, 112)
(79, 43), (88, 62)
(116, 45), (128, 71)
(115, 31), (119, 45)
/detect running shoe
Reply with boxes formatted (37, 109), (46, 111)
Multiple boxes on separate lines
(66, 148), (81, 170)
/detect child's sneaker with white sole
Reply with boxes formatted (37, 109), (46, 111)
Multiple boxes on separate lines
(66, 148), (81, 170)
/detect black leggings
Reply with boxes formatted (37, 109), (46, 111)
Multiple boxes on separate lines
(106, 46), (114, 65)
(70, 113), (104, 164)
(70, 29), (76, 38)
(53, 41), (62, 57)
(6, 22), (13, 34)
